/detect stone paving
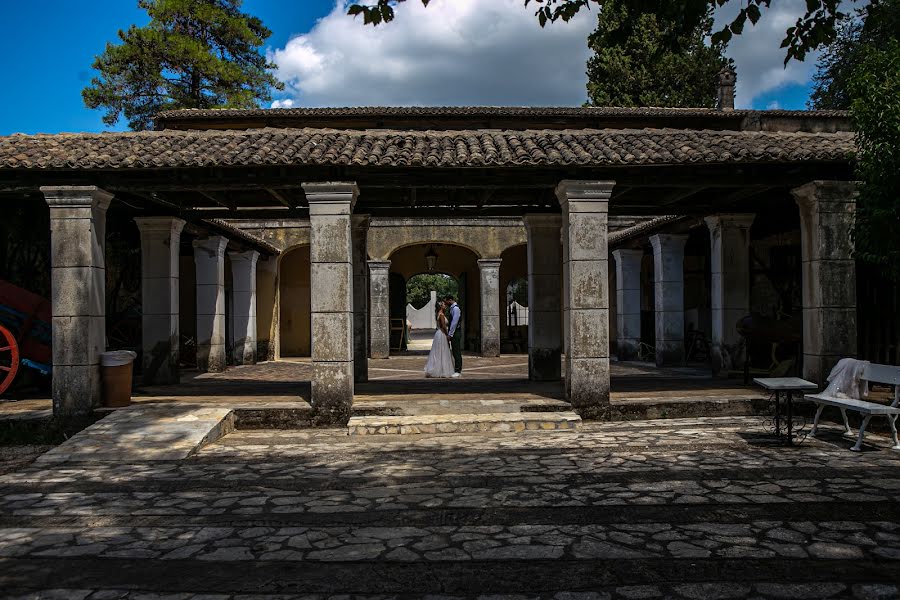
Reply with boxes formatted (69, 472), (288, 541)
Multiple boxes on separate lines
(2, 416), (900, 598)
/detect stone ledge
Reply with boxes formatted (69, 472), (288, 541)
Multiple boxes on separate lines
(347, 412), (581, 436)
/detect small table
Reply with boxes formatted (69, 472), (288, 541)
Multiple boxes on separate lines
(753, 377), (818, 445)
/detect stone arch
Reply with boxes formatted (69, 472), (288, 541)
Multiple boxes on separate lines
(499, 243), (528, 352)
(366, 218), (527, 261)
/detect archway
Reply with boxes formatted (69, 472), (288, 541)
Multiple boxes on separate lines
(277, 245), (311, 358)
(387, 243), (480, 353)
(499, 244), (527, 353)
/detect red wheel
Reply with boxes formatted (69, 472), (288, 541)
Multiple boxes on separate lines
(0, 325), (19, 395)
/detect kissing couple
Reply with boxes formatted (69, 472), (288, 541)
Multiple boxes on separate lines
(424, 294), (463, 378)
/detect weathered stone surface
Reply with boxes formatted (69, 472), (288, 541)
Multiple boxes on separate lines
(612, 249), (643, 361)
(368, 260), (391, 359)
(228, 250), (259, 366)
(193, 236), (228, 373)
(650, 234), (687, 367)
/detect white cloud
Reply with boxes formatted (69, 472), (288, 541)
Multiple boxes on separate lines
(270, 98), (295, 109)
(269, 0), (595, 107)
(766, 100), (781, 110)
(713, 0), (825, 108)
(268, 0), (830, 109)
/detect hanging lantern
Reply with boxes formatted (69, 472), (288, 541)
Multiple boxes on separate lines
(425, 245), (438, 272)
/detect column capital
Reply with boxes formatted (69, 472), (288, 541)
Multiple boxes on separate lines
(367, 259), (391, 271)
(134, 216), (186, 236)
(477, 258), (502, 270)
(523, 214), (562, 230)
(792, 180), (858, 210)
(704, 213), (755, 232)
(193, 235), (228, 258)
(612, 248), (644, 261)
(649, 233), (688, 253)
(303, 182), (359, 215)
(555, 180), (615, 211)
(228, 249), (260, 265)
(41, 185), (113, 211)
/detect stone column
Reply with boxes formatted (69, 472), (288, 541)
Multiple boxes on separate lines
(41, 186), (112, 417)
(792, 181), (858, 385)
(193, 236), (228, 373)
(134, 217), (185, 385)
(478, 258), (502, 357)
(612, 249), (643, 361)
(229, 250), (259, 366)
(705, 214), (755, 375)
(305, 182), (357, 424)
(649, 234), (688, 367)
(524, 214), (562, 381)
(352, 215), (370, 382)
(557, 180), (614, 417)
(367, 260), (391, 359)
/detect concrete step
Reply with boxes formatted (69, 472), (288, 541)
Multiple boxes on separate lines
(347, 411), (581, 436)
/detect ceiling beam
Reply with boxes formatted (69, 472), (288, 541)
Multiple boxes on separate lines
(265, 187), (293, 208)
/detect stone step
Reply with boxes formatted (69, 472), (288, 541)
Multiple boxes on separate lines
(347, 411), (581, 435)
(37, 405), (233, 463)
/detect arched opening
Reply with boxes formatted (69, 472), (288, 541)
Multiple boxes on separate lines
(499, 244), (527, 353)
(405, 272), (460, 351)
(387, 243), (480, 353)
(277, 245), (311, 358)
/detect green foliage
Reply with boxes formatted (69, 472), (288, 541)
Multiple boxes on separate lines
(586, 0), (730, 107)
(347, 0), (850, 64)
(406, 274), (459, 310)
(507, 277), (528, 306)
(848, 38), (900, 280)
(810, 0), (900, 110)
(83, 0), (283, 130)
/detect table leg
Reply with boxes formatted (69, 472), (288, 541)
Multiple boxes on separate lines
(774, 391), (781, 437)
(786, 391), (794, 446)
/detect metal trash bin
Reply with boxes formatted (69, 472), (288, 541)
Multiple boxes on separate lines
(100, 350), (137, 407)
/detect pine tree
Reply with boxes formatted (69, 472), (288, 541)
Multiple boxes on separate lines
(83, 0), (283, 130)
(585, 0), (732, 108)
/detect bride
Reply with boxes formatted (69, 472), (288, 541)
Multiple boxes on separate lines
(424, 300), (455, 378)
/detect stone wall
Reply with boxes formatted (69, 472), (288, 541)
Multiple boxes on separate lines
(367, 218), (526, 261)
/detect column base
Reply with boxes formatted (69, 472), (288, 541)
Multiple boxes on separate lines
(197, 344), (227, 373)
(617, 338), (640, 361)
(311, 361), (354, 425)
(529, 348), (561, 381)
(565, 357), (610, 419)
(52, 364), (101, 417)
(655, 341), (684, 367)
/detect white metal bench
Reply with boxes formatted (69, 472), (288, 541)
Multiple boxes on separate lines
(805, 363), (900, 451)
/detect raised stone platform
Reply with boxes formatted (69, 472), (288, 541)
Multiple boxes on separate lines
(36, 405), (233, 463)
(348, 411), (581, 435)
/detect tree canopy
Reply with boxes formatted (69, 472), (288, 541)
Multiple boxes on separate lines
(407, 274), (459, 310)
(348, 0), (851, 64)
(83, 0), (282, 130)
(586, 0), (731, 107)
(810, 0), (900, 110)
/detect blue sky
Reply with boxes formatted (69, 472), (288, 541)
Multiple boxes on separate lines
(0, 0), (820, 136)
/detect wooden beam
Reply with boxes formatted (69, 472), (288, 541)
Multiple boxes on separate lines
(265, 187), (293, 208)
(199, 191), (236, 211)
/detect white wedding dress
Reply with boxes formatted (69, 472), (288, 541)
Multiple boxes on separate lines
(424, 328), (455, 378)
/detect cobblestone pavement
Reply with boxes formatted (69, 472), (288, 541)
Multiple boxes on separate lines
(3, 417), (900, 598)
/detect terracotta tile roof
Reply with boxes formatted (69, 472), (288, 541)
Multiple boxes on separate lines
(609, 216), (688, 246)
(156, 106), (850, 121)
(202, 218), (280, 256)
(0, 127), (854, 170)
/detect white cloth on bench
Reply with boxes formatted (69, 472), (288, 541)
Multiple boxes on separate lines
(822, 358), (870, 400)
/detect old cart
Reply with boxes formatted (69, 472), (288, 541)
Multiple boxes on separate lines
(0, 280), (51, 394)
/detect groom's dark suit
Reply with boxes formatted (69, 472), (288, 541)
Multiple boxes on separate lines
(447, 301), (463, 374)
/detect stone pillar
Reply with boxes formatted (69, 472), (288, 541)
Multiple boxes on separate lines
(134, 217), (185, 385)
(352, 215), (370, 382)
(478, 258), (502, 357)
(612, 249), (643, 361)
(705, 214), (755, 375)
(649, 234), (688, 367)
(229, 250), (259, 366)
(792, 181), (858, 385)
(305, 182), (357, 424)
(193, 236), (228, 373)
(557, 180), (613, 417)
(524, 214), (562, 381)
(41, 186), (112, 417)
(368, 260), (391, 359)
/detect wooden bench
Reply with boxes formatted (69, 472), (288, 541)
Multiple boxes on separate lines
(805, 363), (900, 451)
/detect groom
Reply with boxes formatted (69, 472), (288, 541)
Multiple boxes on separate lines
(444, 294), (462, 377)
